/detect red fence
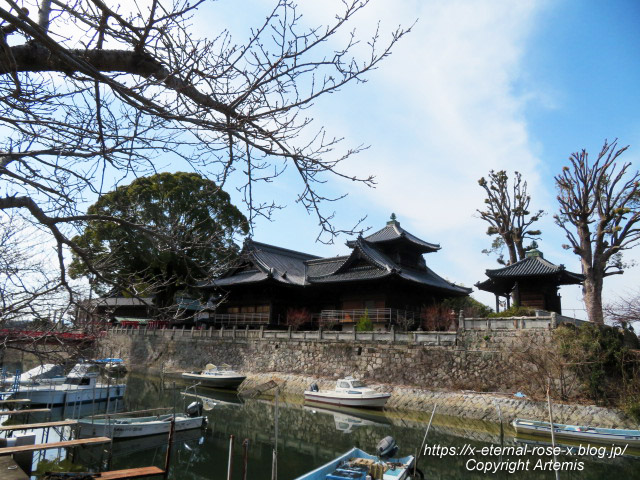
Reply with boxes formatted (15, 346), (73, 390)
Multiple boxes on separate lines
(0, 329), (97, 342)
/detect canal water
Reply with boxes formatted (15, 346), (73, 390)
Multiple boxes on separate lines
(6, 372), (640, 479)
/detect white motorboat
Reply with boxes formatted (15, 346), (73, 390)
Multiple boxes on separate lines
(94, 357), (128, 374)
(7, 363), (125, 406)
(303, 377), (391, 409)
(77, 402), (207, 439)
(181, 364), (246, 389)
(2, 364), (66, 386)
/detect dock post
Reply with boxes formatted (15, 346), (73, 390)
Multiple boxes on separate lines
(227, 434), (235, 480)
(12, 433), (35, 475)
(164, 418), (175, 480)
(242, 438), (250, 480)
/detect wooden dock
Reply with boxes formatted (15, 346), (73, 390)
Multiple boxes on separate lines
(0, 408), (51, 416)
(0, 456), (29, 480)
(0, 399), (30, 406)
(0, 437), (110, 455)
(95, 466), (165, 479)
(0, 420), (77, 432)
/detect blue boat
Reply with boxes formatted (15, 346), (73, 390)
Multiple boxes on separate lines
(295, 437), (418, 480)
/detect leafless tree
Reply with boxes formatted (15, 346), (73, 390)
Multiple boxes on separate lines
(605, 291), (640, 331)
(477, 170), (543, 265)
(0, 211), (85, 361)
(555, 139), (640, 324)
(0, 1), (410, 343)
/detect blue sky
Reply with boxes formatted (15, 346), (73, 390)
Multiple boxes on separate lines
(184, 0), (640, 318)
(35, 0), (635, 318)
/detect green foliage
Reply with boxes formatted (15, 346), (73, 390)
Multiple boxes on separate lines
(488, 306), (535, 318)
(553, 323), (636, 406)
(622, 394), (640, 423)
(443, 296), (493, 318)
(70, 172), (249, 307)
(356, 309), (373, 331)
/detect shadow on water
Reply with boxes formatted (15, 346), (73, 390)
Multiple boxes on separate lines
(4, 372), (640, 479)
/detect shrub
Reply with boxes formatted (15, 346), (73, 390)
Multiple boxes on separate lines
(443, 296), (492, 318)
(420, 304), (454, 331)
(285, 308), (312, 331)
(553, 323), (636, 406)
(356, 309), (373, 331)
(488, 306), (535, 318)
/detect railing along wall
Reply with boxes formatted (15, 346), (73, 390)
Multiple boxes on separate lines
(108, 325), (458, 346)
(459, 312), (589, 331)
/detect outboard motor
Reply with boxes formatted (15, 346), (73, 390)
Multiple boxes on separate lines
(310, 383), (319, 392)
(186, 401), (203, 418)
(376, 436), (399, 459)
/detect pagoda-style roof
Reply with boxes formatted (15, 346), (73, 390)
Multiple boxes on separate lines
(346, 214), (440, 254)
(211, 239), (319, 287)
(210, 216), (470, 297)
(307, 237), (468, 294)
(476, 249), (584, 296)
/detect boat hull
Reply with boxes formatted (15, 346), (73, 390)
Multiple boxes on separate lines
(513, 419), (640, 447)
(294, 447), (414, 480)
(303, 392), (390, 409)
(181, 373), (245, 389)
(77, 415), (205, 439)
(8, 384), (126, 406)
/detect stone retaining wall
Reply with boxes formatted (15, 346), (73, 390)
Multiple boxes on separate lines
(102, 329), (540, 391)
(235, 372), (634, 428)
(100, 329), (636, 428)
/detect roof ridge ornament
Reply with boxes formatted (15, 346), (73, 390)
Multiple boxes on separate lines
(387, 212), (400, 226)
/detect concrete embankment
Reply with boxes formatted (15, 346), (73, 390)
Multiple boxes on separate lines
(101, 328), (637, 429)
(237, 372), (635, 429)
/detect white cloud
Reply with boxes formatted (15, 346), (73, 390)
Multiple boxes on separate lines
(284, 0), (551, 306)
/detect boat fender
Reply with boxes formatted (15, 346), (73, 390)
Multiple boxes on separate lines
(376, 436), (399, 459)
(310, 383), (319, 392)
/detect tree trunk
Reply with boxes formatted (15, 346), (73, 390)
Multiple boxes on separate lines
(582, 272), (604, 324)
(505, 237), (518, 265)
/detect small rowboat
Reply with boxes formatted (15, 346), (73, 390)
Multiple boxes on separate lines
(295, 437), (418, 480)
(512, 419), (640, 446)
(304, 376), (391, 409)
(77, 402), (207, 439)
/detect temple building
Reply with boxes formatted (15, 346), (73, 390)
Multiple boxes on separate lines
(475, 248), (584, 314)
(203, 215), (471, 330)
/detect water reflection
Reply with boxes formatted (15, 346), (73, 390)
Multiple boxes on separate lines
(3, 372), (640, 479)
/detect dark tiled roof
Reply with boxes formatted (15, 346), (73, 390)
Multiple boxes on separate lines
(477, 254), (584, 295)
(484, 256), (583, 282)
(211, 240), (319, 287)
(308, 266), (390, 283)
(249, 240), (319, 285)
(209, 218), (468, 296)
(348, 220), (440, 253)
(211, 269), (268, 286)
(399, 266), (471, 295)
(305, 256), (348, 278)
(307, 237), (470, 295)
